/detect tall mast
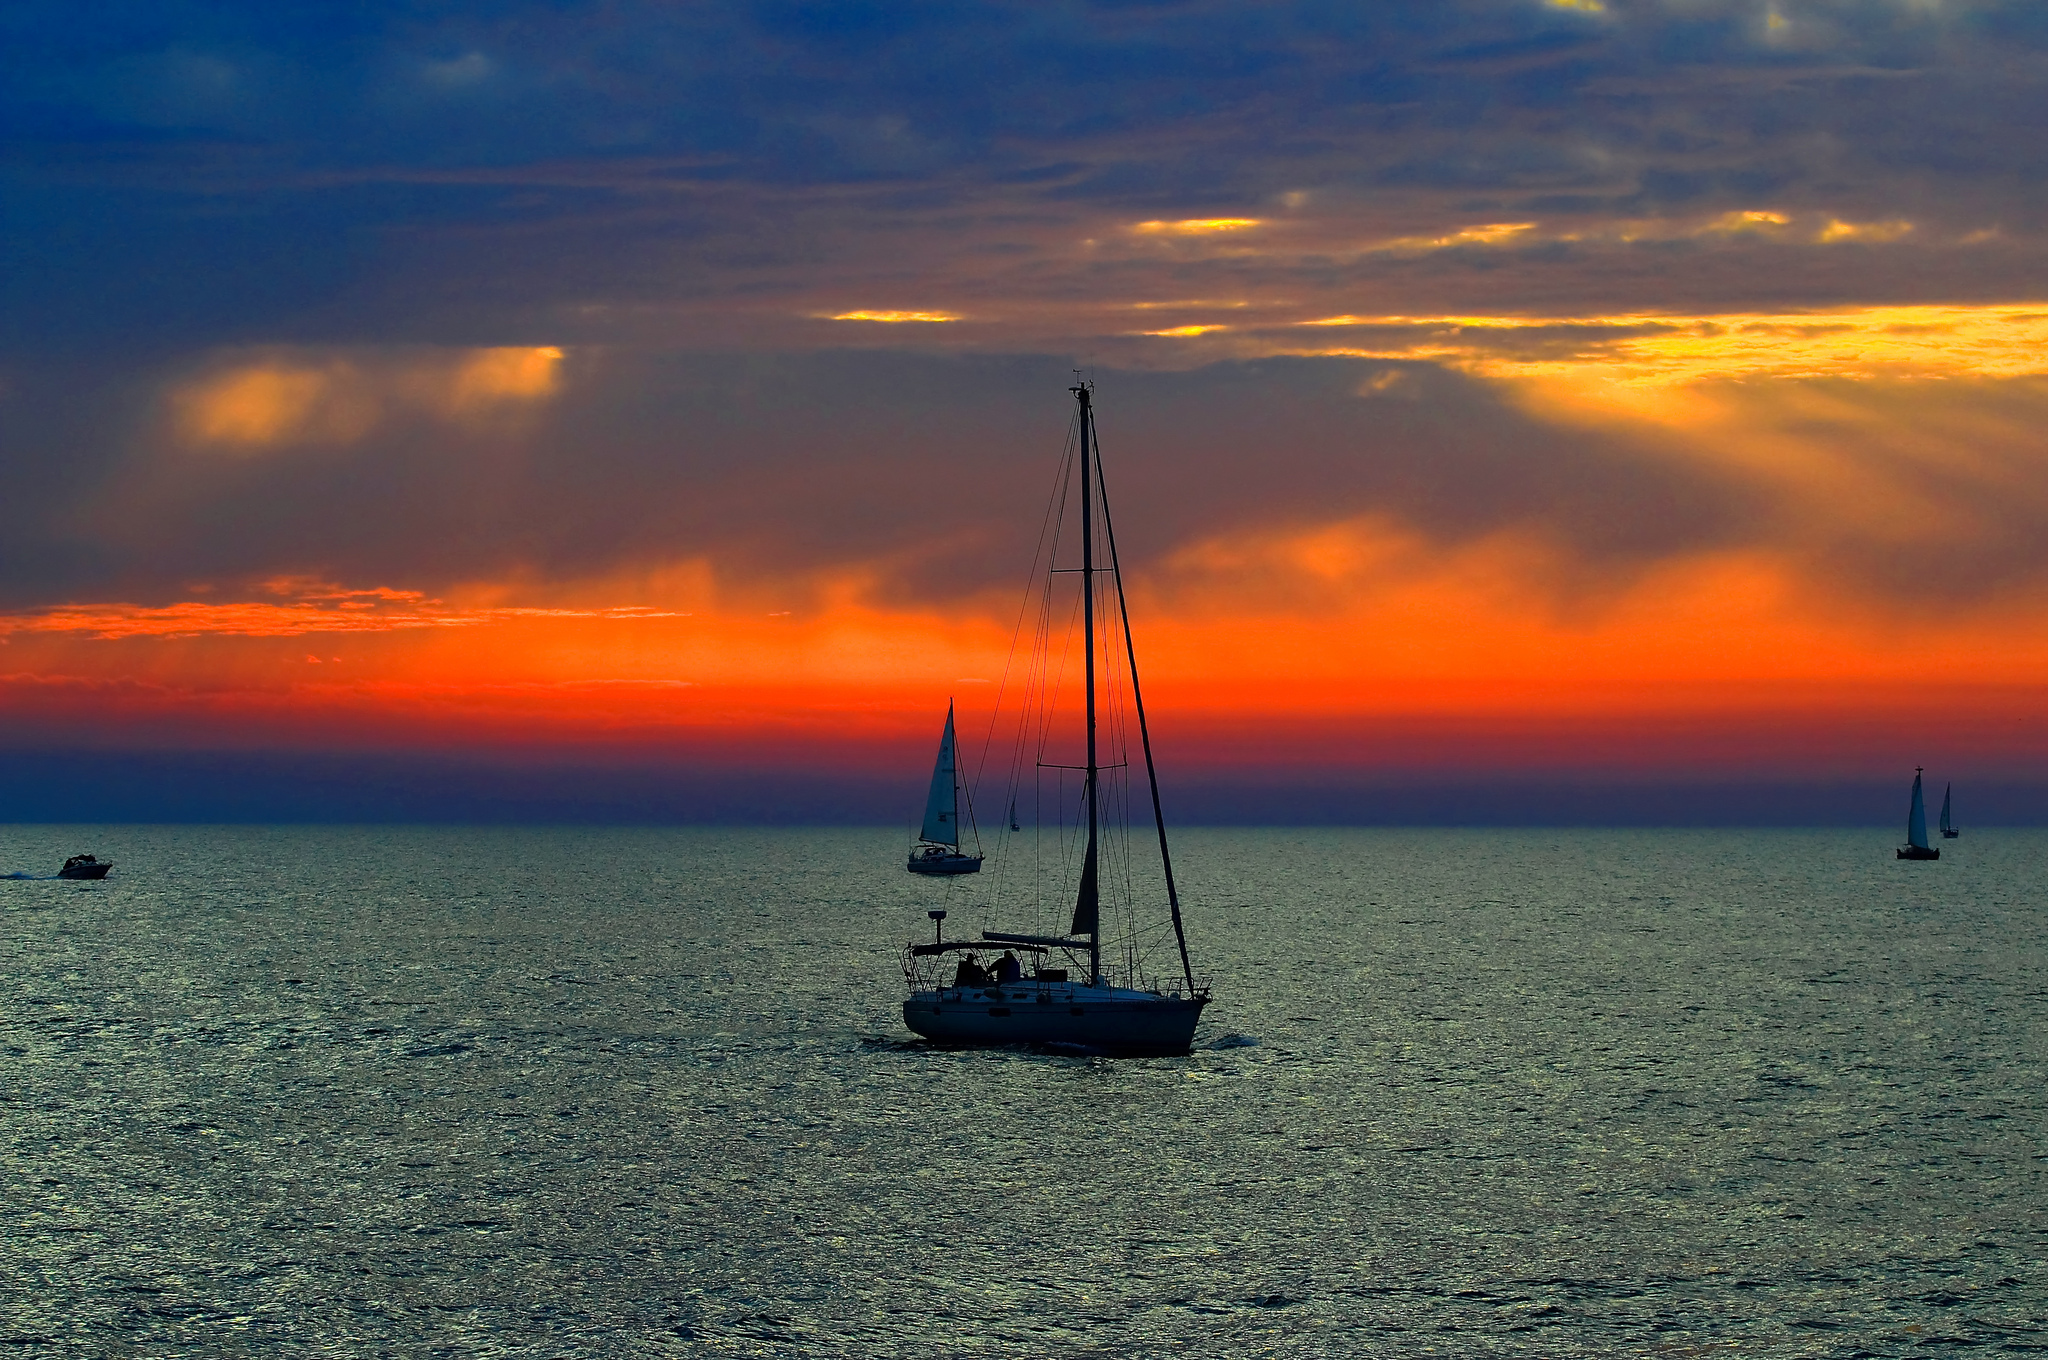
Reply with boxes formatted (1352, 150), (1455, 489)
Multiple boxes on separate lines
(1074, 381), (1101, 987)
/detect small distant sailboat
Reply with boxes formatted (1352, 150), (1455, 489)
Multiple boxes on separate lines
(1940, 782), (1961, 839)
(906, 701), (984, 875)
(1897, 767), (1941, 860)
(1008, 797), (1020, 832)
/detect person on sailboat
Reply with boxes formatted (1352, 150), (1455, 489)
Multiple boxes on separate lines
(952, 955), (987, 988)
(994, 950), (1023, 984)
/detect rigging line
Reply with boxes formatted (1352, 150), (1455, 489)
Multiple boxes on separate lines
(1092, 417), (1197, 996)
(1029, 446), (1079, 777)
(972, 411), (1082, 792)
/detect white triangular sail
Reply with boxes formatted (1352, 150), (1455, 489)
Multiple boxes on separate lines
(1907, 771), (1930, 850)
(919, 704), (960, 846)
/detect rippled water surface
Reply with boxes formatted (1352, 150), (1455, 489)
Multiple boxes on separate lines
(3, 825), (2046, 1357)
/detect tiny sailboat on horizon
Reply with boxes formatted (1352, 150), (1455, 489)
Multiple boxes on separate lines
(1898, 767), (1941, 860)
(1940, 782), (1961, 839)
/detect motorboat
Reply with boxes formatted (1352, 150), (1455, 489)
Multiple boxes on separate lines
(58, 854), (112, 880)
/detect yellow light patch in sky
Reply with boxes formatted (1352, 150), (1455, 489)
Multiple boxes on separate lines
(173, 346), (565, 450)
(1548, 0), (1605, 11)
(1138, 324), (1231, 337)
(445, 346), (563, 407)
(1818, 218), (1915, 243)
(1281, 304), (2048, 386)
(1130, 218), (1263, 235)
(1376, 222), (1536, 251)
(1700, 210), (1789, 234)
(826, 310), (961, 323)
(175, 363), (368, 448)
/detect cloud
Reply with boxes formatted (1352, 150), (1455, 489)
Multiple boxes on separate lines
(1276, 303), (2048, 385)
(0, 577), (680, 639)
(826, 311), (963, 323)
(1818, 218), (1915, 243)
(1373, 222), (1538, 251)
(1131, 219), (1264, 235)
(171, 347), (564, 450)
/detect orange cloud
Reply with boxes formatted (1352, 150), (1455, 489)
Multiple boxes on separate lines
(5, 537), (2048, 779)
(1374, 222), (1536, 251)
(0, 578), (679, 640)
(1130, 218), (1262, 235)
(1279, 303), (2048, 384)
(172, 346), (564, 450)
(1818, 218), (1915, 244)
(825, 310), (963, 323)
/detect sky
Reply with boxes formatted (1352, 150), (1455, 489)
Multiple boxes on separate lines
(6, 0), (2048, 822)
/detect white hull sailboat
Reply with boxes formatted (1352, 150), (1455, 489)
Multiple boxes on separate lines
(901, 381), (1209, 1055)
(906, 701), (983, 875)
(1898, 767), (1940, 860)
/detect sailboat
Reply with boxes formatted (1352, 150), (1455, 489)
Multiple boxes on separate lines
(900, 381), (1210, 1055)
(1897, 767), (1941, 860)
(1940, 782), (1960, 839)
(905, 701), (983, 875)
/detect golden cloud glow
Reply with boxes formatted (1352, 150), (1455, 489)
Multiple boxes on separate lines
(0, 579), (678, 640)
(446, 346), (563, 405)
(1279, 303), (2048, 386)
(12, 531), (2048, 780)
(826, 310), (962, 323)
(1376, 222), (1536, 251)
(1130, 219), (1263, 235)
(1818, 218), (1915, 243)
(1701, 210), (1789, 235)
(176, 364), (375, 447)
(1548, 0), (1605, 10)
(173, 346), (564, 450)
(1138, 324), (1231, 337)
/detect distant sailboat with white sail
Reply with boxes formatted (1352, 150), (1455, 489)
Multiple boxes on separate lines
(1940, 782), (1960, 839)
(1898, 767), (1941, 860)
(906, 701), (983, 875)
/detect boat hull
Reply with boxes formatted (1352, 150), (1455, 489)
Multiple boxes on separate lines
(904, 985), (1206, 1054)
(57, 862), (111, 880)
(906, 853), (983, 875)
(1941, 830), (1960, 839)
(1897, 845), (1940, 860)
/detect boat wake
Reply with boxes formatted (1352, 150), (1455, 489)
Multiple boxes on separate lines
(2, 872), (55, 880)
(1204, 1033), (1260, 1050)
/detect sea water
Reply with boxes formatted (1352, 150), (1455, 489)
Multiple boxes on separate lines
(1, 826), (2043, 1357)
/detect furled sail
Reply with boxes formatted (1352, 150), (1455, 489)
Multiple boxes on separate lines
(920, 704), (960, 846)
(1070, 831), (1099, 936)
(1907, 771), (1930, 850)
